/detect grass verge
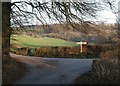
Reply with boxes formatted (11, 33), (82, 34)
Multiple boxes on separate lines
(2, 55), (27, 84)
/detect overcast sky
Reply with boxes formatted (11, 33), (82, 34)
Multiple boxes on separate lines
(11, 0), (119, 24)
(89, 8), (116, 24)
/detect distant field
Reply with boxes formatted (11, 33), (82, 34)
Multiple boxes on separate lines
(10, 35), (79, 47)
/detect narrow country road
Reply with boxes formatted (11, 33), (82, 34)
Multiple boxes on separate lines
(10, 53), (94, 84)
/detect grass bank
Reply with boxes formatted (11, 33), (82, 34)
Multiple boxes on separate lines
(2, 55), (27, 84)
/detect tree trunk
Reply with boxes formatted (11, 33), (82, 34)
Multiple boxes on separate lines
(2, 2), (11, 59)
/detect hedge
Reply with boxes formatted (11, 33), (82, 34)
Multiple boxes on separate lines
(10, 45), (104, 58)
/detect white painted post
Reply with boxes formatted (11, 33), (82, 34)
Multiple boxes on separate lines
(0, 2), (2, 86)
(76, 41), (87, 53)
(80, 41), (82, 53)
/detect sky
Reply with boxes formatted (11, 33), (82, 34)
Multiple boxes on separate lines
(11, 0), (119, 24)
(95, 0), (118, 24)
(90, 9), (116, 24)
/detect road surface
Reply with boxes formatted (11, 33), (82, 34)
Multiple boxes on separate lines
(10, 53), (94, 84)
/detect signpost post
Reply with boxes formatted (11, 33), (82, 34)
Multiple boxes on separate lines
(76, 41), (87, 53)
(0, 2), (2, 86)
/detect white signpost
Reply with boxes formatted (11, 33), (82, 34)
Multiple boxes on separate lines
(76, 41), (87, 53)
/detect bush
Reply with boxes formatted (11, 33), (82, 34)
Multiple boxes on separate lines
(10, 45), (29, 55)
(11, 45), (103, 58)
(35, 46), (89, 58)
(74, 45), (120, 84)
(100, 45), (120, 60)
(75, 59), (120, 84)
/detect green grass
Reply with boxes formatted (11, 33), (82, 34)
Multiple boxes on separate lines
(10, 35), (79, 48)
(10, 48), (18, 52)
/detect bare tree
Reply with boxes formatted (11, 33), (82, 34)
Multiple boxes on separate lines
(2, 2), (11, 58)
(11, 1), (101, 27)
(103, 0), (120, 38)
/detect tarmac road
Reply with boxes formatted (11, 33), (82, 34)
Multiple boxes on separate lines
(10, 53), (94, 84)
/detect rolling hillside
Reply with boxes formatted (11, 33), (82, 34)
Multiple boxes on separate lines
(12, 23), (118, 44)
(10, 35), (79, 47)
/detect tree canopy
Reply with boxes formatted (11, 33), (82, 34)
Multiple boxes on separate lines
(11, 0), (103, 27)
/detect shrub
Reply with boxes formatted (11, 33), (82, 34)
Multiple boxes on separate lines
(75, 59), (120, 84)
(11, 44), (105, 58)
(91, 59), (120, 84)
(35, 46), (88, 58)
(19, 47), (29, 55)
(74, 45), (120, 84)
